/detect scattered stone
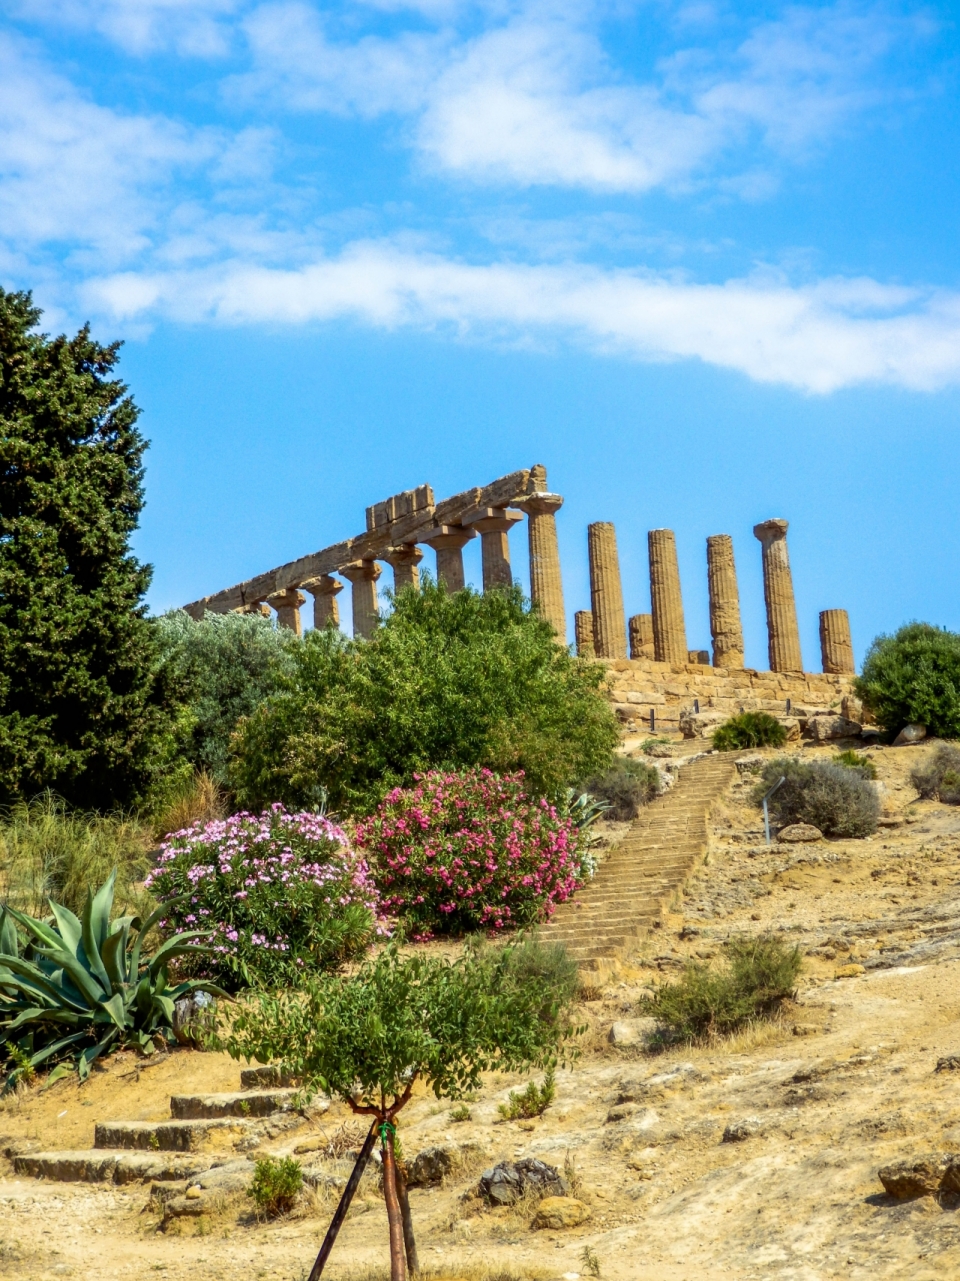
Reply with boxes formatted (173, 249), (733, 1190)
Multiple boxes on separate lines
(878, 815), (905, 827)
(893, 724), (927, 746)
(807, 715), (862, 744)
(735, 754), (764, 773)
(605, 1104), (637, 1124)
(835, 963), (866, 978)
(792, 1024), (820, 1037)
(533, 1196), (590, 1230)
(722, 1119), (762, 1143)
(777, 823), (823, 844)
(172, 992), (216, 1047)
(878, 1154), (950, 1199)
(935, 1056), (960, 1073)
(185, 1186), (202, 1200)
(478, 1158), (566, 1206)
(407, 1145), (459, 1188)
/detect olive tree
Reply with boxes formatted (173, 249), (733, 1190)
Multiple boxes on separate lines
(219, 938), (580, 1281)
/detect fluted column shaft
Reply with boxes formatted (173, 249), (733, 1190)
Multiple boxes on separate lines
(301, 575), (343, 630)
(422, 526), (475, 593)
(706, 534), (744, 669)
(382, 546), (424, 594)
(339, 560), (382, 639)
(648, 529), (687, 664)
(588, 522), (627, 659)
(524, 494), (566, 638)
(629, 613), (654, 660)
(754, 519), (803, 672)
(267, 588), (305, 636)
(575, 610), (595, 658)
(820, 609), (854, 674)
(464, 507), (523, 591)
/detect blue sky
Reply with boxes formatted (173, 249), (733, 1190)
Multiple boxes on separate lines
(2, 0), (959, 670)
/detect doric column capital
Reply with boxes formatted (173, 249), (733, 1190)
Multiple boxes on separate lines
(381, 545), (424, 569)
(267, 589), (306, 610)
(339, 559), (382, 584)
(300, 575), (344, 599)
(421, 525), (476, 552)
(462, 507), (524, 535)
(513, 492), (563, 517)
(753, 518), (789, 544)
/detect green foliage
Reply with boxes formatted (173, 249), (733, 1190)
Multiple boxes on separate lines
(218, 937), (580, 1109)
(249, 1156), (302, 1216)
(576, 757), (660, 821)
(450, 1103), (471, 1122)
(640, 936), (802, 1042)
(0, 794), (152, 920)
(911, 744), (960, 804)
(580, 1246), (602, 1279)
(856, 623), (960, 740)
(497, 1067), (555, 1119)
(712, 712), (787, 752)
(0, 288), (173, 810)
(753, 757), (879, 837)
(832, 750), (878, 780)
(155, 611), (298, 789)
(0, 869), (223, 1085)
(229, 580), (618, 816)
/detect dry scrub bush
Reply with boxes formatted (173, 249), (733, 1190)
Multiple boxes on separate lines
(577, 758), (660, 820)
(911, 744), (960, 804)
(753, 758), (879, 838)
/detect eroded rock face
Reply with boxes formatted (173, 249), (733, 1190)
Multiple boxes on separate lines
(806, 715), (861, 744)
(533, 1196), (590, 1229)
(478, 1158), (566, 1206)
(878, 1155), (950, 1199)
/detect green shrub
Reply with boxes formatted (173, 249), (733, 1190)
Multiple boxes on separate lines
(155, 611), (298, 790)
(450, 1103), (471, 1122)
(576, 758), (660, 820)
(640, 936), (801, 1042)
(712, 712), (787, 752)
(911, 744), (960, 804)
(832, 750), (878, 780)
(0, 870), (221, 1085)
(752, 758), (879, 837)
(856, 623), (960, 740)
(497, 1067), (556, 1119)
(249, 1156), (302, 1216)
(0, 795), (152, 920)
(228, 580), (619, 816)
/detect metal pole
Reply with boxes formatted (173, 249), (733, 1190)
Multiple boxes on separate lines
(762, 776), (786, 846)
(307, 1119), (379, 1281)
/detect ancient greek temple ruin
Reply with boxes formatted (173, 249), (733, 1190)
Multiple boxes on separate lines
(183, 463), (858, 735)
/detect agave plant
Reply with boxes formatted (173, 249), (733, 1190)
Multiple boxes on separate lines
(0, 869), (225, 1085)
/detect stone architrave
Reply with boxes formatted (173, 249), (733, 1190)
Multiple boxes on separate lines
(421, 526), (476, 592)
(300, 575), (344, 630)
(628, 613), (654, 660)
(463, 507), (523, 591)
(267, 588), (306, 636)
(819, 609), (855, 674)
(519, 493), (566, 638)
(381, 545), (424, 595)
(753, 519), (803, 673)
(706, 534), (745, 669)
(232, 601), (271, 619)
(648, 529), (688, 664)
(575, 610), (595, 658)
(588, 522), (627, 659)
(339, 560), (382, 639)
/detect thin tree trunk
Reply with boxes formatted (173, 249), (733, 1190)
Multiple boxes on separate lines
(307, 1120), (378, 1281)
(396, 1162), (419, 1275)
(381, 1127), (407, 1281)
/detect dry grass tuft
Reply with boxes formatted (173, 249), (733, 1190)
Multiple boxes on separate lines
(153, 771), (226, 841)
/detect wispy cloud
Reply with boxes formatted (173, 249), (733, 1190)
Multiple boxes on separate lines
(82, 243), (960, 393)
(12, 0), (243, 56)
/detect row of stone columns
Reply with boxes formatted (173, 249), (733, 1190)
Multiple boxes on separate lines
(244, 478), (567, 641)
(579, 518), (854, 674)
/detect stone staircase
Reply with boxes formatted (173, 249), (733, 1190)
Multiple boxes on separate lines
(12, 1066), (303, 1185)
(540, 752), (736, 970)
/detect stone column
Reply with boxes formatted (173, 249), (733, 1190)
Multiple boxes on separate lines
(464, 508), (523, 591)
(339, 560), (382, 639)
(753, 518), (803, 673)
(706, 534), (745, 669)
(575, 610), (595, 658)
(382, 545), (424, 594)
(820, 609), (855, 674)
(421, 526), (475, 592)
(588, 522), (627, 659)
(648, 529), (688, 664)
(523, 494), (566, 638)
(629, 613), (654, 659)
(267, 588), (306, 636)
(301, 575), (343, 630)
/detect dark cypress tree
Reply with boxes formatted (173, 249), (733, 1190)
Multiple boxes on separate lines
(0, 288), (168, 809)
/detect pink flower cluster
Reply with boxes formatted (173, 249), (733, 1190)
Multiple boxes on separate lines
(148, 804), (385, 988)
(356, 770), (581, 937)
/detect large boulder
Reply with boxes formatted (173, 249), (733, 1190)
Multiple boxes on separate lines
(777, 823), (823, 844)
(806, 715), (861, 744)
(893, 724), (927, 746)
(533, 1196), (591, 1229)
(878, 1154), (950, 1199)
(478, 1157), (566, 1206)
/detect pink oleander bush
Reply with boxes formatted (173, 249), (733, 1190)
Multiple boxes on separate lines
(147, 805), (383, 990)
(356, 769), (583, 937)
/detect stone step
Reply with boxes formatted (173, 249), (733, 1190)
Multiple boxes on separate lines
(170, 1089), (298, 1120)
(94, 1118), (254, 1152)
(240, 1065), (300, 1090)
(14, 1149), (222, 1184)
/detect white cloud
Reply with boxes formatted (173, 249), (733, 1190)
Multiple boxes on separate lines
(12, 0), (242, 56)
(81, 242), (960, 393)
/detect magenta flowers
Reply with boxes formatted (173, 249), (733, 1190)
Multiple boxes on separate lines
(356, 770), (582, 937)
(148, 805), (384, 989)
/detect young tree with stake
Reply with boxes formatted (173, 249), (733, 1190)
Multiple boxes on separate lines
(219, 938), (580, 1281)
